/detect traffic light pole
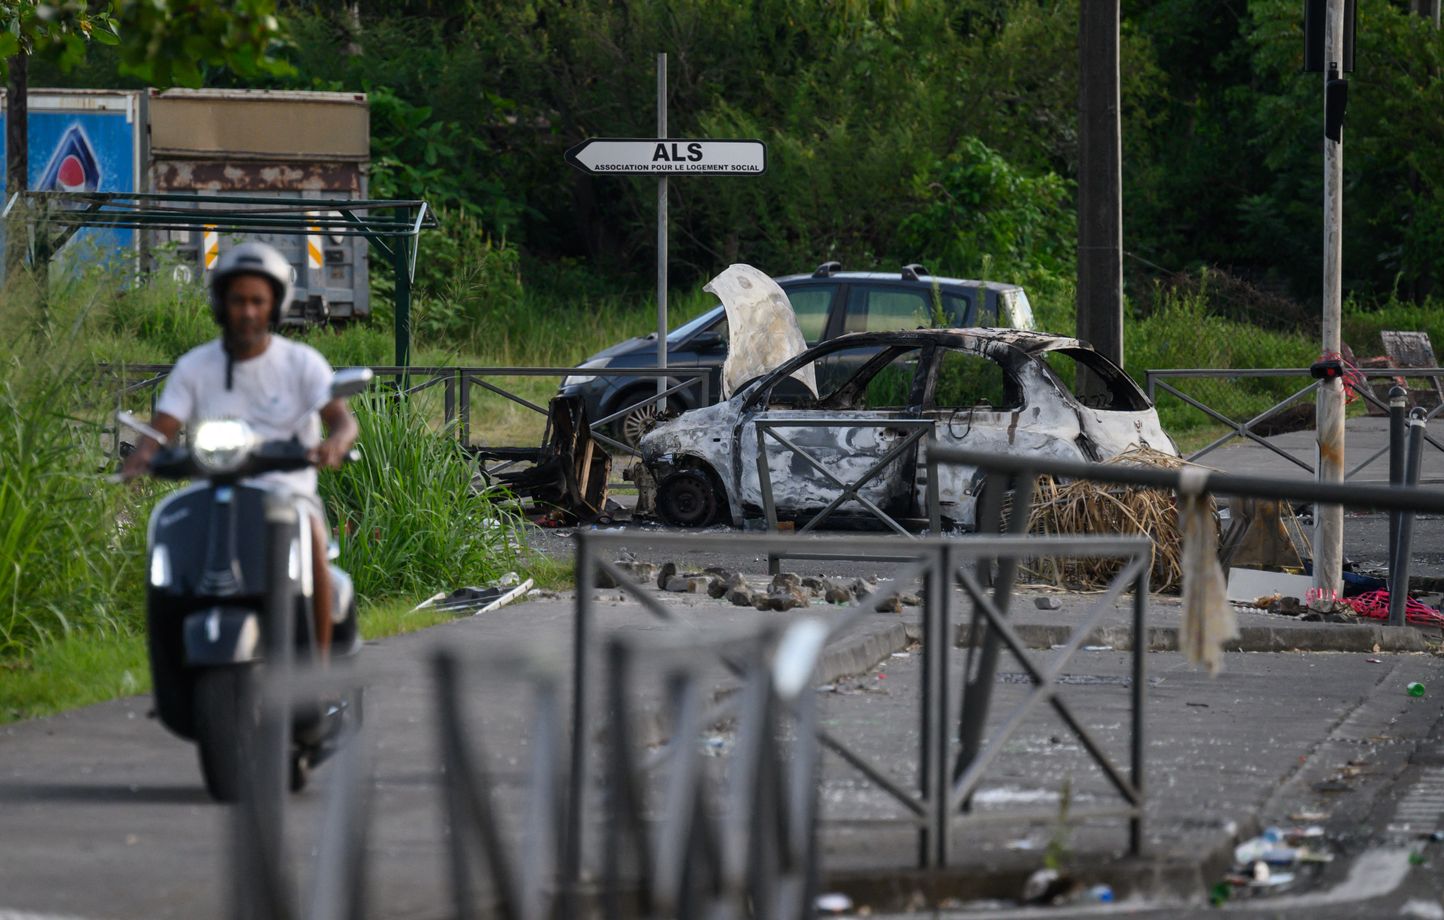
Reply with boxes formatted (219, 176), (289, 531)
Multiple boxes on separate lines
(1314, 0), (1346, 600)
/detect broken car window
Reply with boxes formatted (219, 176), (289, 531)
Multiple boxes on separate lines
(1042, 348), (1149, 411)
(798, 345), (922, 409)
(931, 348), (1017, 410)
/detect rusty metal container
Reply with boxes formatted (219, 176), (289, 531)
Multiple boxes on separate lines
(146, 88), (372, 324)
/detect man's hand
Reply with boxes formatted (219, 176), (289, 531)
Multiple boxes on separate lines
(315, 398), (360, 471)
(119, 442), (156, 482)
(309, 437), (351, 470)
(117, 414), (181, 483)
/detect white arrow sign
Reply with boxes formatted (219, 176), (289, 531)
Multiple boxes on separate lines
(565, 138), (766, 176)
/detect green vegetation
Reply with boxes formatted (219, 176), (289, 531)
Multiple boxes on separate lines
(321, 391), (521, 602)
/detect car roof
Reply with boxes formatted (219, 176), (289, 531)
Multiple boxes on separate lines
(773, 272), (1023, 292)
(816, 327), (1089, 355)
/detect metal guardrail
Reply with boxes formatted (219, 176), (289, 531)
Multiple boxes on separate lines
(98, 363), (710, 461)
(1144, 366), (1444, 480)
(754, 418), (934, 574)
(574, 530), (1151, 871)
(229, 625), (821, 920)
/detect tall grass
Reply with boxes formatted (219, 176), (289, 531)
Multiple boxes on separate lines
(319, 391), (524, 601)
(0, 269), (154, 657)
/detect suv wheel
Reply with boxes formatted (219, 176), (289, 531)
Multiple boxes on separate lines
(617, 395), (682, 448)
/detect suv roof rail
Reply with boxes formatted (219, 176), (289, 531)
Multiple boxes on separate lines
(813, 261), (842, 278)
(901, 263), (929, 281)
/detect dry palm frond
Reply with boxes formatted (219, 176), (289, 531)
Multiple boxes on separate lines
(1022, 446), (1215, 593)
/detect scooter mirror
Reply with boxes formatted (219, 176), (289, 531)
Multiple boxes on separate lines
(330, 367), (374, 400)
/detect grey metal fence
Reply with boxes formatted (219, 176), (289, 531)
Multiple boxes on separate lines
(98, 363), (710, 461)
(573, 530), (1152, 871)
(1145, 366), (1444, 480)
(754, 417), (935, 574)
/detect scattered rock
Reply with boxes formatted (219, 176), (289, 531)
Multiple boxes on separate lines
(596, 560), (659, 589)
(707, 575), (732, 599)
(656, 562), (678, 590)
(664, 575), (710, 593)
(757, 587), (810, 611)
(1033, 596), (1062, 610)
(770, 572), (802, 593)
(850, 577), (878, 599)
(1267, 596), (1304, 617)
(824, 585), (853, 604)
(874, 594), (903, 614)
(801, 576), (829, 595)
(725, 577), (757, 607)
(703, 566), (732, 577)
(900, 593), (922, 607)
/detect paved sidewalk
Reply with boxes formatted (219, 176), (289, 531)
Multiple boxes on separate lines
(1, 579), (1442, 918)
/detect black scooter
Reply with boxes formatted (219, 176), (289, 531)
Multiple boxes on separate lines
(120, 368), (371, 802)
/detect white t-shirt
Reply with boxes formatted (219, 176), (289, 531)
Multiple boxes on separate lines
(155, 336), (333, 497)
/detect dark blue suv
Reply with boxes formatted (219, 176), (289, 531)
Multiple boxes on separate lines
(559, 263), (1034, 446)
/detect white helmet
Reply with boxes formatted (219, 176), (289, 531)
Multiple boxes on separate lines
(208, 241), (295, 327)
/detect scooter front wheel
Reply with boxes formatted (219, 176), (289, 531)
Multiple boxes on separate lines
(194, 666), (258, 803)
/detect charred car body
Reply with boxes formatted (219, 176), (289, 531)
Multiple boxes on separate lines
(636, 328), (1176, 528)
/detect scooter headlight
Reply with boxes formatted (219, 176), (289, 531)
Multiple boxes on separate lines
(192, 419), (258, 474)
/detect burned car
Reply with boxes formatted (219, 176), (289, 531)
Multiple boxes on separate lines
(636, 329), (1176, 528)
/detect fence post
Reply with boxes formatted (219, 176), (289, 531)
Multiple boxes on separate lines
(564, 532), (595, 919)
(1389, 410), (1426, 627)
(1388, 386), (1407, 626)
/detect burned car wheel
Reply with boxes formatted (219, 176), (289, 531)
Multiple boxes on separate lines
(657, 469), (719, 527)
(617, 396), (683, 448)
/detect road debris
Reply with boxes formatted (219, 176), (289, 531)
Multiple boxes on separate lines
(478, 395), (610, 523)
(412, 574), (534, 615)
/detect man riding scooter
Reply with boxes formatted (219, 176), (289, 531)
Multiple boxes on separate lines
(121, 242), (358, 660)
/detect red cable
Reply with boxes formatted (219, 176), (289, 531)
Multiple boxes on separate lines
(1346, 590), (1444, 627)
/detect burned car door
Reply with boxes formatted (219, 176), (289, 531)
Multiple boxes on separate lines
(736, 344), (926, 521)
(921, 344), (1085, 528)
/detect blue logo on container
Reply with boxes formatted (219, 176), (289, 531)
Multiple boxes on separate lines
(37, 124), (103, 193)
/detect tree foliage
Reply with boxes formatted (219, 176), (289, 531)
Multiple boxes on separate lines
(1, 0), (289, 86)
(24, 0), (1444, 307)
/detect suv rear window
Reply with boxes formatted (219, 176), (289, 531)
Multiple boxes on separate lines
(843, 285), (970, 333)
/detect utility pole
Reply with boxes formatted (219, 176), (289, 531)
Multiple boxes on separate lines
(4, 53), (27, 273)
(1315, 0), (1347, 599)
(1076, 0), (1124, 386)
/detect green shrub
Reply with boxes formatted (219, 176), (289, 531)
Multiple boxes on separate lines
(319, 391), (525, 601)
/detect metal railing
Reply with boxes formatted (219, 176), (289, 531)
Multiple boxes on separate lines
(98, 363), (710, 461)
(574, 530), (1152, 871)
(1145, 366), (1444, 480)
(229, 623), (821, 920)
(754, 418), (934, 574)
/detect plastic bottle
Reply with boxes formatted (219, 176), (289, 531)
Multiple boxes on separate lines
(1087, 884), (1114, 903)
(1409, 682), (1427, 698)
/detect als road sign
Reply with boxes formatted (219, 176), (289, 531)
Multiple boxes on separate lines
(564, 138), (766, 176)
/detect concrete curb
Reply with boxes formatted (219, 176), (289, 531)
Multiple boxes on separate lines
(957, 622), (1431, 654)
(816, 621), (917, 684)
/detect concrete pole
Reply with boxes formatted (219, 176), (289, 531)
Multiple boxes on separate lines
(1076, 0), (1124, 391)
(4, 53), (28, 274)
(1314, 0), (1346, 599)
(656, 52), (668, 402)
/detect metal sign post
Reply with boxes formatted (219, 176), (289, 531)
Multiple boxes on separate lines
(565, 56), (767, 408)
(657, 53), (667, 402)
